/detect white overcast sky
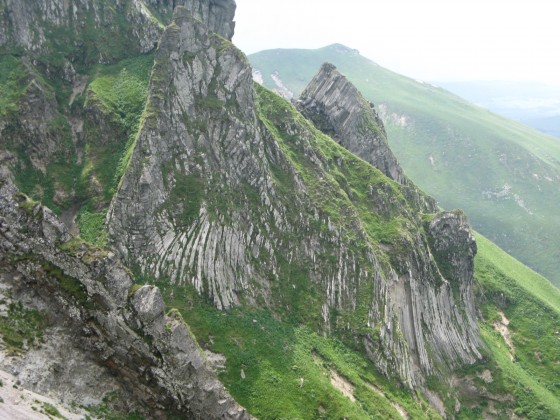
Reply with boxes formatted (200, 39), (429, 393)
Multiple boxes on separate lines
(233, 0), (560, 84)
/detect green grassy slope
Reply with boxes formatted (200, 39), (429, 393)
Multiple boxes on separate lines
(473, 233), (560, 418)
(249, 44), (560, 286)
(150, 231), (560, 419)
(159, 285), (439, 419)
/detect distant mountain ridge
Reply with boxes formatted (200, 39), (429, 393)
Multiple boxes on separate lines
(438, 80), (560, 137)
(249, 44), (560, 286)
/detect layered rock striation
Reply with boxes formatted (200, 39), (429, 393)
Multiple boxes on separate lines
(1, 0), (483, 408)
(297, 63), (404, 184)
(144, 0), (237, 39)
(297, 62), (438, 213)
(107, 4), (273, 310)
(108, 2), (482, 388)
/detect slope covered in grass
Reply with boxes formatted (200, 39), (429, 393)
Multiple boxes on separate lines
(249, 44), (560, 286)
(148, 231), (560, 419)
(158, 283), (438, 419)
(473, 233), (560, 418)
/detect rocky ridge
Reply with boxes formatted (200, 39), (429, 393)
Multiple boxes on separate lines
(297, 62), (438, 213)
(108, 2), (482, 388)
(0, 168), (249, 419)
(0, 0), (235, 213)
(0, 0), (235, 56)
(1, 0), (485, 414)
(297, 62), (405, 184)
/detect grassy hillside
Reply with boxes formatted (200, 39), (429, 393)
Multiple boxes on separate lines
(473, 233), (560, 418)
(249, 44), (560, 286)
(152, 231), (560, 419)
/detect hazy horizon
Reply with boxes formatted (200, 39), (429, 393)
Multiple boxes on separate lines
(233, 0), (560, 86)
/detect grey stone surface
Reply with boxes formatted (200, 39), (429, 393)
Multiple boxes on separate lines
(297, 62), (438, 213)
(0, 0), (484, 410)
(144, 0), (236, 39)
(108, 4), (482, 390)
(0, 0), (162, 58)
(0, 171), (250, 419)
(298, 63), (405, 184)
(108, 5), (271, 310)
(131, 285), (166, 324)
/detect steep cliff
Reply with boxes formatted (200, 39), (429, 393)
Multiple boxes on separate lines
(297, 62), (438, 214)
(0, 0), (235, 215)
(107, 3), (482, 389)
(1, 0), (488, 416)
(0, 168), (249, 419)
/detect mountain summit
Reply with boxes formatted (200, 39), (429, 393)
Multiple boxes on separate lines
(249, 44), (560, 286)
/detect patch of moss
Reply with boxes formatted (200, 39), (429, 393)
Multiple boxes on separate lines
(0, 302), (47, 353)
(128, 283), (144, 297)
(0, 55), (27, 118)
(77, 207), (108, 247)
(41, 260), (94, 310)
(83, 53), (153, 201)
(195, 94), (224, 110)
(41, 402), (64, 419)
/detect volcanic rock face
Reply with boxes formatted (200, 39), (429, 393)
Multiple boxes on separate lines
(0, 0), (162, 57)
(0, 169), (249, 419)
(0, 0), (234, 56)
(1, 0), (483, 411)
(143, 0), (237, 39)
(108, 2), (481, 388)
(297, 63), (438, 213)
(107, 5), (272, 310)
(0, 0), (235, 198)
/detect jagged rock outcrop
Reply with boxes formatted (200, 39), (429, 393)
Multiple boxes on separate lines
(297, 63), (438, 213)
(0, 0), (158, 211)
(144, 0), (236, 39)
(427, 210), (479, 326)
(0, 56), (64, 173)
(0, 0), (235, 206)
(0, 0), (162, 60)
(297, 63), (405, 184)
(1, 0), (484, 410)
(107, 4), (274, 310)
(0, 169), (250, 419)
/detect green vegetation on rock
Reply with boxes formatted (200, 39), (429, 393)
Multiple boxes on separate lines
(3, 3), (560, 418)
(0, 302), (47, 353)
(82, 53), (153, 201)
(249, 45), (560, 286)
(0, 55), (27, 118)
(256, 84), (408, 248)
(149, 229), (560, 419)
(473, 233), (560, 418)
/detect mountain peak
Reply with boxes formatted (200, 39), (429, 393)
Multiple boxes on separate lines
(297, 62), (407, 185)
(324, 43), (360, 55)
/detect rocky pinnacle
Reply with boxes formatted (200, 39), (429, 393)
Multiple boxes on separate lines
(297, 63), (406, 184)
